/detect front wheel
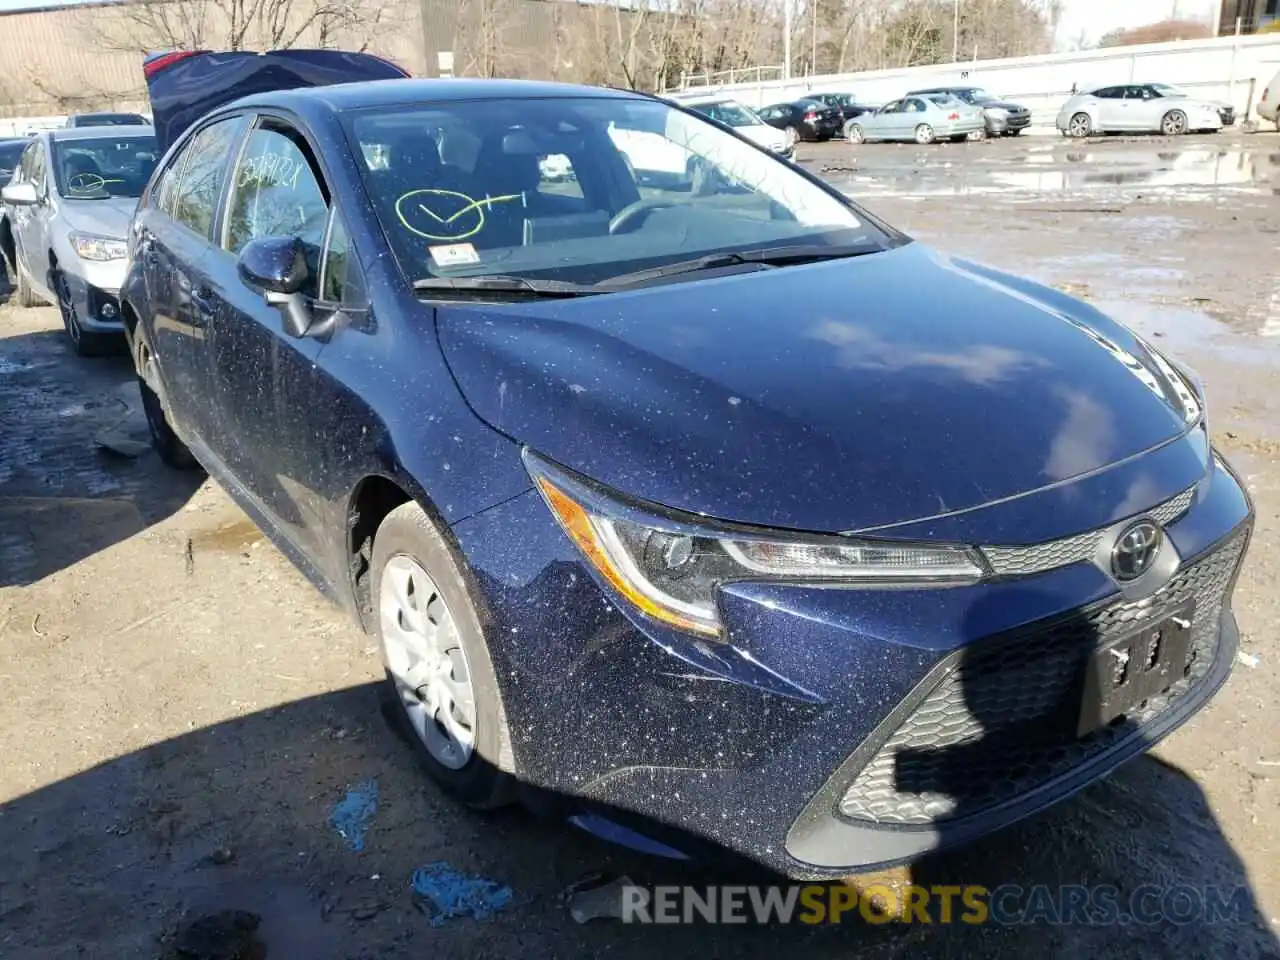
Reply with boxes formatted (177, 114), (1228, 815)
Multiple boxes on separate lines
(1161, 109), (1188, 136)
(846, 123), (865, 144)
(373, 501), (514, 809)
(55, 271), (111, 357)
(1067, 111), (1093, 138)
(1007, 127), (1022, 136)
(914, 123), (935, 145)
(784, 125), (800, 145)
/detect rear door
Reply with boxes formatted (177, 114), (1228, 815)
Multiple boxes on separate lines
(143, 49), (410, 155)
(142, 114), (250, 447)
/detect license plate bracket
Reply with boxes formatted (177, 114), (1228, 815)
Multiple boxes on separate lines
(1078, 602), (1195, 738)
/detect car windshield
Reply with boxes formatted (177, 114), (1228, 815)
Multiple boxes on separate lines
(690, 101), (761, 127)
(52, 136), (158, 199)
(1150, 83), (1185, 98)
(0, 142), (24, 177)
(343, 96), (888, 287)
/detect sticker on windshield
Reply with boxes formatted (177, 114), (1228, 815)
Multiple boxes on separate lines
(395, 188), (521, 241)
(428, 242), (480, 268)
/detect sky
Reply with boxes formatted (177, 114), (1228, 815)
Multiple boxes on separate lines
(1055, 0), (1218, 48)
(0, 0), (1223, 48)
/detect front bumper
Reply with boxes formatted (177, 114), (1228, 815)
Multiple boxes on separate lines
(452, 446), (1252, 878)
(62, 261), (126, 333)
(986, 112), (1031, 133)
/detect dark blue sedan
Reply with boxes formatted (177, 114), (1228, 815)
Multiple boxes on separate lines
(121, 49), (1254, 878)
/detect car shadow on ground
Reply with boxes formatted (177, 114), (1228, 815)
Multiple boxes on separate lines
(0, 325), (204, 587)
(1, 680), (1274, 959)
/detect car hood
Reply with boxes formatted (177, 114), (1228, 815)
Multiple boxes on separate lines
(437, 243), (1196, 533)
(56, 196), (138, 239)
(738, 124), (788, 150)
(978, 99), (1027, 112)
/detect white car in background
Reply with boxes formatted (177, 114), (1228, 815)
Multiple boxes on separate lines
(1057, 83), (1225, 138)
(1257, 66), (1280, 128)
(678, 96), (794, 159)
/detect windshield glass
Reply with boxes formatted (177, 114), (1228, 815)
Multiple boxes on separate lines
(52, 136), (158, 199)
(689, 100), (761, 127)
(1150, 83), (1185, 97)
(343, 97), (888, 287)
(0, 142), (24, 177)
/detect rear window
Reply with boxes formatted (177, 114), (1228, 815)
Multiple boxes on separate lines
(342, 96), (886, 288)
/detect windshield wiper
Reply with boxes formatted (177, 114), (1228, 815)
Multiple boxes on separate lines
(413, 275), (601, 299)
(599, 243), (881, 289)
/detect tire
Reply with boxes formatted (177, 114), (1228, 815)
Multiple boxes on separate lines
(950, 134), (967, 143)
(13, 257), (42, 308)
(847, 123), (865, 144)
(55, 270), (112, 357)
(373, 501), (514, 810)
(1161, 109), (1188, 136)
(784, 125), (800, 145)
(1008, 127), (1023, 136)
(914, 123), (935, 145)
(133, 322), (199, 470)
(1067, 111), (1093, 138)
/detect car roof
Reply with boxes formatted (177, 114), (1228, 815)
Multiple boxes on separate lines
(231, 77), (647, 116)
(44, 125), (155, 141)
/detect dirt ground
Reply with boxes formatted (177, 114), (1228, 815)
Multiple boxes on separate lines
(2, 130), (1279, 959)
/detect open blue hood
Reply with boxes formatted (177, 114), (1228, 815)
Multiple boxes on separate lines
(437, 243), (1198, 534)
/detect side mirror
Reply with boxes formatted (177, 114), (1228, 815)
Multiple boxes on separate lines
(237, 235), (311, 338)
(2, 182), (39, 206)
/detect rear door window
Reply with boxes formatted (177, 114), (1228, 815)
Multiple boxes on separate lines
(170, 116), (248, 239)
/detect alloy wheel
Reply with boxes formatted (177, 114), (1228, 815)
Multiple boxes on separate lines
(915, 124), (934, 144)
(1162, 110), (1187, 136)
(380, 554), (476, 770)
(1068, 113), (1092, 138)
(848, 125), (864, 144)
(56, 273), (80, 347)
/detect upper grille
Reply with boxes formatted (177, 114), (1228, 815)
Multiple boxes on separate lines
(981, 487), (1194, 577)
(837, 526), (1246, 826)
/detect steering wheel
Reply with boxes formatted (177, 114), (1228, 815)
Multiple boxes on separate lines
(608, 198), (679, 235)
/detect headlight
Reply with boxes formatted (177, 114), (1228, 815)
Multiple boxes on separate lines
(526, 452), (984, 638)
(1138, 338), (1203, 425)
(70, 232), (127, 261)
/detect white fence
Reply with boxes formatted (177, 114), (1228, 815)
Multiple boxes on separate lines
(667, 34), (1280, 133)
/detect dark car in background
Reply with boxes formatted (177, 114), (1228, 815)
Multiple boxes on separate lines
(122, 49), (1252, 881)
(907, 85), (1032, 136)
(756, 98), (841, 142)
(0, 137), (27, 183)
(65, 112), (150, 128)
(807, 91), (877, 136)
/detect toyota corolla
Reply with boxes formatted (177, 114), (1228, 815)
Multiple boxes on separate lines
(121, 49), (1253, 878)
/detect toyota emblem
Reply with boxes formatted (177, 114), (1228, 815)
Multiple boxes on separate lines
(1111, 520), (1162, 581)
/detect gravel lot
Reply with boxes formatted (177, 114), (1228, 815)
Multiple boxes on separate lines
(1, 130), (1278, 958)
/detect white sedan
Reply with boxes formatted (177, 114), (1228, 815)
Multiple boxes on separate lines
(1057, 84), (1224, 138)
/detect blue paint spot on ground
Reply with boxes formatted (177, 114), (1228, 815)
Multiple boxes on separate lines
(410, 861), (513, 925)
(330, 778), (379, 851)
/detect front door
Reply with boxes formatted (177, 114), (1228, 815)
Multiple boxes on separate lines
(201, 117), (340, 561)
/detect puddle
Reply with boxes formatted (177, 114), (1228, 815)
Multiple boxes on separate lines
(1091, 299), (1280, 367)
(828, 145), (1280, 200)
(188, 518), (264, 553)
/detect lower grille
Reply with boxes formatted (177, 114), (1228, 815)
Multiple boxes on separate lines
(838, 528), (1247, 826)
